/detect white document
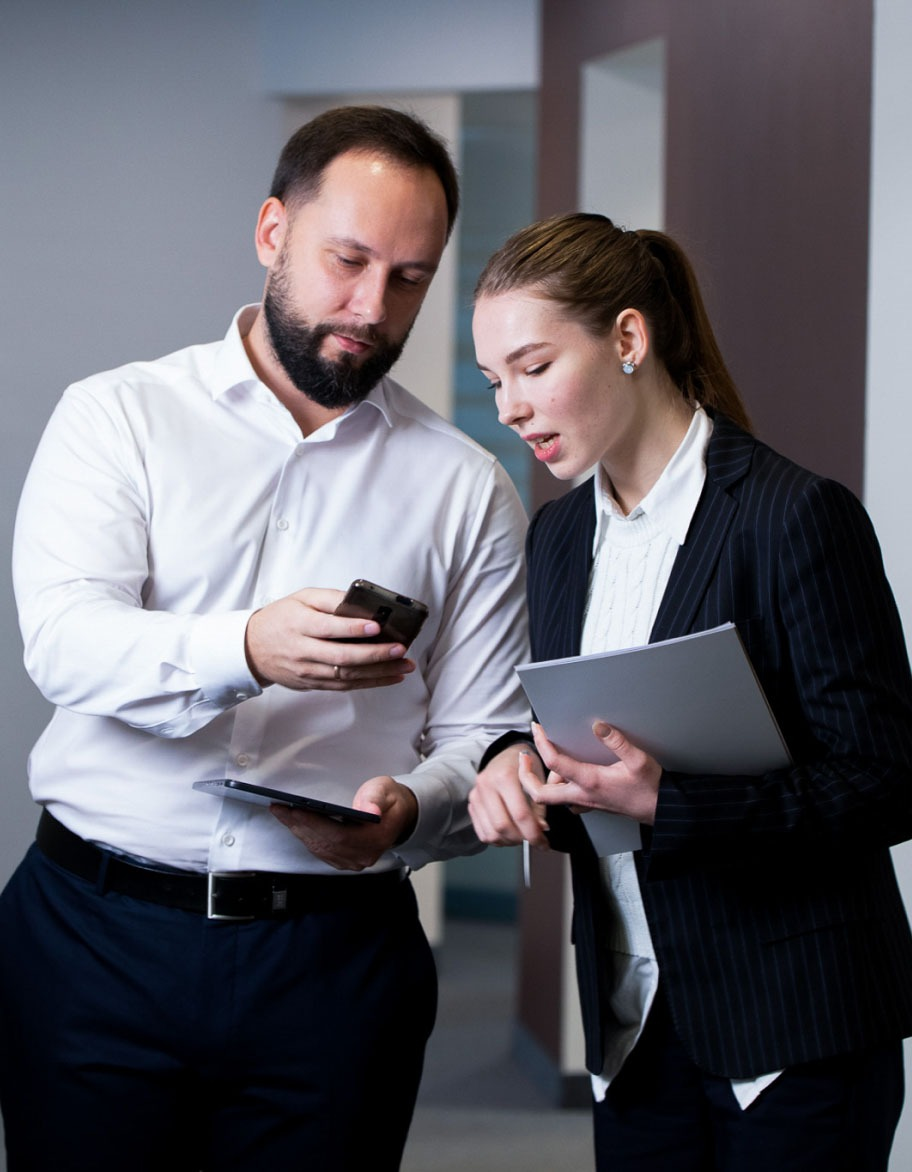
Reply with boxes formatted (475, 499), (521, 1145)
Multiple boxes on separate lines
(515, 623), (791, 856)
(579, 809), (644, 855)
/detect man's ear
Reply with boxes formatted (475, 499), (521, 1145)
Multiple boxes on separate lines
(254, 197), (288, 269)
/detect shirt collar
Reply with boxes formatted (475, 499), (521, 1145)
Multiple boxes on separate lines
(208, 305), (262, 400)
(210, 304), (394, 432)
(592, 406), (714, 549)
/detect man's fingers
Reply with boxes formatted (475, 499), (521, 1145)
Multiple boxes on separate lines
(328, 657), (414, 688)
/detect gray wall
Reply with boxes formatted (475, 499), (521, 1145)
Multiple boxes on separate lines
(0, 0), (542, 893)
(0, 6), (280, 1161)
(0, 4), (536, 1163)
(0, 0), (284, 889)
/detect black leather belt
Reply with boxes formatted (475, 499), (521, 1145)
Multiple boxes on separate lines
(36, 809), (405, 921)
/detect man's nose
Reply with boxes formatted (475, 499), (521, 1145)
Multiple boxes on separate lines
(349, 270), (388, 324)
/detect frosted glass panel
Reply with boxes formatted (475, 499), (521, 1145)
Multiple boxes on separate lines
(580, 39), (666, 231)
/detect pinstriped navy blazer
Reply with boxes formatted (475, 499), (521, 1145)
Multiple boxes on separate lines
(527, 415), (912, 1079)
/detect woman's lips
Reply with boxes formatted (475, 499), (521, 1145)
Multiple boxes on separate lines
(523, 433), (560, 462)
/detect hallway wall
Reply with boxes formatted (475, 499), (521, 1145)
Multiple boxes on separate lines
(519, 5), (912, 1166)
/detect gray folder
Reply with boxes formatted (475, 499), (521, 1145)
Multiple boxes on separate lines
(515, 623), (791, 855)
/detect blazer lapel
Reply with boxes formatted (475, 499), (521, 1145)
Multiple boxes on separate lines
(650, 417), (755, 643)
(529, 482), (595, 662)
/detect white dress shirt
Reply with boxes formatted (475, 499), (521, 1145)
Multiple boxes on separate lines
(580, 407), (781, 1108)
(13, 306), (530, 875)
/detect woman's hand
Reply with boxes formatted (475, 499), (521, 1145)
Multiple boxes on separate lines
(521, 721), (661, 826)
(468, 744), (551, 848)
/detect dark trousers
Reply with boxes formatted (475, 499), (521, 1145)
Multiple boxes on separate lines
(593, 984), (905, 1171)
(0, 843), (437, 1172)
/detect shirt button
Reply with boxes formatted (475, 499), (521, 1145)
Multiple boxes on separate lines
(276, 518), (289, 531)
(236, 754), (250, 767)
(222, 834), (235, 847)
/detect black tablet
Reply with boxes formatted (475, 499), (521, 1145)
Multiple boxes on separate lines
(192, 779), (381, 824)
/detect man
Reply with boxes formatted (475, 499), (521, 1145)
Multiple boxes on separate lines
(1, 106), (529, 1171)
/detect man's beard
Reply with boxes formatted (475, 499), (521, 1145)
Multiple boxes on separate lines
(262, 261), (409, 410)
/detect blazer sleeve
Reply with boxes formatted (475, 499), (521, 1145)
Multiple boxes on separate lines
(649, 474), (912, 876)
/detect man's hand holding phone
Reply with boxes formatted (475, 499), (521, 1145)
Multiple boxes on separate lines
(333, 580), (428, 646)
(244, 584), (423, 692)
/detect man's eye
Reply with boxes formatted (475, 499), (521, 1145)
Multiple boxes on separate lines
(396, 272), (427, 288)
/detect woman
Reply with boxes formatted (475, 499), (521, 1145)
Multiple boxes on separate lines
(468, 213), (912, 1172)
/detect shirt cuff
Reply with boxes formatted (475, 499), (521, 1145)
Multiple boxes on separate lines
(389, 766), (482, 869)
(189, 609), (262, 709)
(478, 729), (537, 771)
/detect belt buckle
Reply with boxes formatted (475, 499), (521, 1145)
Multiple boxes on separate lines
(206, 871), (258, 921)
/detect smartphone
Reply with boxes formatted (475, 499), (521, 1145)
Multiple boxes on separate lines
(192, 778), (381, 824)
(334, 579), (429, 647)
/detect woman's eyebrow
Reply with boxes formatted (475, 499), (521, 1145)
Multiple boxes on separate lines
(476, 341), (549, 370)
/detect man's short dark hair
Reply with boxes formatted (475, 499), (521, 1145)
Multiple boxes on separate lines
(269, 105), (460, 240)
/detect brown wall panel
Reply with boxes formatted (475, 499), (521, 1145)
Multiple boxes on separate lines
(536, 0), (873, 496)
(518, 0), (875, 1085)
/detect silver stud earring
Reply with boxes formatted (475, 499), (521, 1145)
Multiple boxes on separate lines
(621, 358), (637, 375)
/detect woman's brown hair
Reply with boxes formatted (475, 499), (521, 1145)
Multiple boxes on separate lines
(475, 213), (751, 432)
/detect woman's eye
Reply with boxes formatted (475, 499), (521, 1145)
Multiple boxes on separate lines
(527, 363), (550, 377)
